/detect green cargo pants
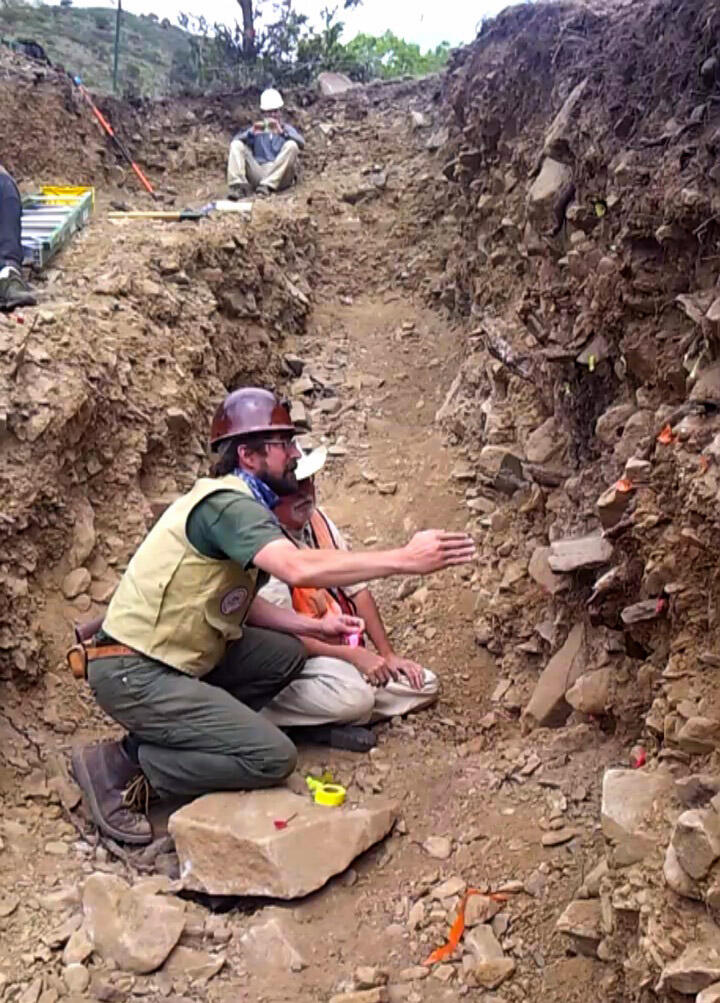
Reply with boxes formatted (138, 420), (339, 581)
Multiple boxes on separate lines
(87, 627), (305, 800)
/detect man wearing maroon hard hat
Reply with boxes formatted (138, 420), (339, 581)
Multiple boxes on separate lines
(71, 388), (475, 845)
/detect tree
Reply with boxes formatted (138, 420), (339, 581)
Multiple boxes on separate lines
(169, 0), (446, 95)
(236, 0), (362, 64)
(237, 0), (255, 59)
(345, 30), (450, 79)
(59, 0), (72, 8)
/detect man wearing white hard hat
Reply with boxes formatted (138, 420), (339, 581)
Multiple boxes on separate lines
(259, 445), (439, 751)
(227, 88), (305, 200)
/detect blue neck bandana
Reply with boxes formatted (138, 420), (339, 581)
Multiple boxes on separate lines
(235, 468), (280, 511)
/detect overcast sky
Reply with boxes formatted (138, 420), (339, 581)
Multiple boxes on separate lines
(63, 0), (511, 50)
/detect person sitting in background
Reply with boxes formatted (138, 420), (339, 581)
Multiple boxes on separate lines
(227, 88), (304, 200)
(0, 165), (35, 311)
(260, 445), (439, 751)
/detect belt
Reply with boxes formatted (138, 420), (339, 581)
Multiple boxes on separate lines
(67, 642), (135, 680)
(86, 644), (135, 661)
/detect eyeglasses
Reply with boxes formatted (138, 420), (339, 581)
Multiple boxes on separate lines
(262, 438), (297, 452)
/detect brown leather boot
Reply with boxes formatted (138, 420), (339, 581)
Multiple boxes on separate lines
(71, 740), (153, 845)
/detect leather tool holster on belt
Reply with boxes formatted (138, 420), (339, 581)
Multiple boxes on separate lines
(66, 616), (136, 680)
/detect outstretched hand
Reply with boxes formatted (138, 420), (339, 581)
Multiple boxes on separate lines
(404, 530), (476, 574)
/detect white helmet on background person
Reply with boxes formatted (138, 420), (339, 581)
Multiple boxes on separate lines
(260, 88), (284, 112)
(295, 444), (327, 482)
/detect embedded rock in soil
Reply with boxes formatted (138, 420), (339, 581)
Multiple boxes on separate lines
(577, 859), (607, 899)
(699, 986), (720, 1003)
(690, 362), (720, 403)
(657, 945), (720, 995)
(707, 879), (720, 909)
(678, 717), (720, 755)
(465, 958), (516, 990)
(614, 410), (654, 463)
(601, 768), (672, 866)
(542, 827), (580, 846)
(63, 926), (94, 965)
(63, 963), (90, 994)
(431, 876), (466, 900)
(676, 775), (720, 807)
(239, 908), (307, 972)
(527, 157), (574, 232)
(548, 535), (613, 573)
(422, 835), (452, 859)
(82, 873), (185, 973)
(555, 899), (602, 957)
(528, 547), (570, 595)
(664, 843), (703, 900)
(464, 894), (503, 926)
(543, 78), (588, 159)
(671, 809), (720, 880)
(169, 790), (397, 897)
(317, 71), (356, 96)
(596, 482), (634, 530)
(523, 622), (585, 727)
(621, 599), (662, 626)
(162, 945), (225, 981)
(407, 900), (425, 930)
(595, 404), (637, 446)
(525, 416), (565, 464)
(464, 925), (504, 962)
(565, 668), (611, 715)
(329, 991), (388, 1003)
(61, 568), (91, 599)
(67, 496), (96, 568)
(354, 967), (388, 989)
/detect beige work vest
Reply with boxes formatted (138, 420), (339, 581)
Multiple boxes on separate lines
(103, 475), (259, 677)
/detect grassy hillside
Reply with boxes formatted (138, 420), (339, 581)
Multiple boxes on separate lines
(0, 1), (193, 95)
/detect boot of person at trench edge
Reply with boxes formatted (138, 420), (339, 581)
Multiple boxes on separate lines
(0, 166), (36, 311)
(70, 388), (476, 845)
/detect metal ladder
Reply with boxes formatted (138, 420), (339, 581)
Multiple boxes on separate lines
(21, 187), (94, 270)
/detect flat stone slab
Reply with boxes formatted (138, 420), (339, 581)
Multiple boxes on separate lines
(240, 908), (307, 972)
(555, 899), (602, 957)
(528, 546), (570, 595)
(657, 945), (720, 995)
(548, 534), (613, 573)
(169, 789), (397, 898)
(601, 768), (672, 866)
(82, 873), (185, 973)
(317, 71), (357, 96)
(524, 623), (585, 727)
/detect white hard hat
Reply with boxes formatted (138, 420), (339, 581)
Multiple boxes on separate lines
(295, 444), (327, 482)
(260, 88), (284, 112)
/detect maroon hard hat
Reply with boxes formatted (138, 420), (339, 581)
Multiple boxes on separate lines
(210, 388), (295, 447)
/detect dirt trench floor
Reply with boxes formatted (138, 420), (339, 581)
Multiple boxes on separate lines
(0, 96), (627, 1003)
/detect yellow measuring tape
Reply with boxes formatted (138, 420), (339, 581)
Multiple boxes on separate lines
(306, 774), (346, 807)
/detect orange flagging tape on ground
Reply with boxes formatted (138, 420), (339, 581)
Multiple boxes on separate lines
(422, 890), (509, 966)
(657, 424), (675, 445)
(615, 477), (633, 493)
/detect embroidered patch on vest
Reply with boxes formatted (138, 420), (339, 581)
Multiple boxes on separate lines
(220, 587), (249, 616)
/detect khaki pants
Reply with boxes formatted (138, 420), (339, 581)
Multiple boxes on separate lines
(227, 139), (299, 192)
(261, 656), (439, 728)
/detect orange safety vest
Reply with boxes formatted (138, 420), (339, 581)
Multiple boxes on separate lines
(291, 510), (364, 644)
